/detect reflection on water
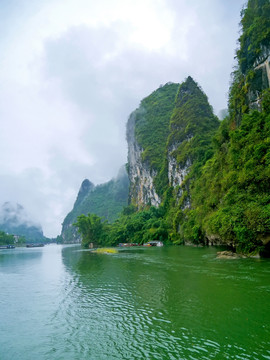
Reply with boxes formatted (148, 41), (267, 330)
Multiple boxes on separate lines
(0, 245), (270, 359)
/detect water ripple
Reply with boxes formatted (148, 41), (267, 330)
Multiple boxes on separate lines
(1, 245), (270, 360)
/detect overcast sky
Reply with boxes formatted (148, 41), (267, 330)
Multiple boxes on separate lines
(0, 0), (245, 237)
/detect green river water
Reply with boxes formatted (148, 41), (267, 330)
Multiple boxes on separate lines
(0, 244), (270, 360)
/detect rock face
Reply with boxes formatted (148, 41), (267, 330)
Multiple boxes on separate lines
(0, 202), (45, 241)
(249, 53), (270, 110)
(168, 146), (191, 188)
(126, 82), (180, 206)
(126, 110), (161, 207)
(216, 251), (246, 259)
(127, 77), (219, 209)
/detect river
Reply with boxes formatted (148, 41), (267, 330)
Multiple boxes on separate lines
(0, 244), (270, 360)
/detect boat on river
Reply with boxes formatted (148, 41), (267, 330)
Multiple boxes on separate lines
(0, 245), (15, 249)
(118, 243), (140, 247)
(143, 241), (164, 247)
(26, 243), (45, 248)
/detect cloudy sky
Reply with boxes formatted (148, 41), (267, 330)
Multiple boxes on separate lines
(0, 0), (245, 237)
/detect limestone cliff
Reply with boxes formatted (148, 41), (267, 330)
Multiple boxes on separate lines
(127, 78), (219, 209)
(248, 52), (270, 110)
(126, 109), (161, 207)
(126, 82), (179, 206)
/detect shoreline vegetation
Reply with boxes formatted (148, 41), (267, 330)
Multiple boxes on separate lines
(83, 244), (263, 260)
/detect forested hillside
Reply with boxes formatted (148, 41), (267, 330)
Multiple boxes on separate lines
(74, 0), (270, 255)
(61, 167), (129, 242)
(179, 0), (270, 254)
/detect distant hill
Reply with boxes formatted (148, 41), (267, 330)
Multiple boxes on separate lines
(0, 202), (46, 242)
(61, 166), (129, 243)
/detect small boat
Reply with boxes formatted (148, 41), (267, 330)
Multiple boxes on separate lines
(143, 241), (164, 247)
(118, 243), (140, 247)
(26, 243), (45, 248)
(0, 245), (15, 249)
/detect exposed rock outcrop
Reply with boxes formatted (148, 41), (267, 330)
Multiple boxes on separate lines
(168, 155), (191, 188)
(126, 110), (161, 207)
(249, 53), (270, 110)
(216, 251), (246, 259)
(126, 82), (179, 206)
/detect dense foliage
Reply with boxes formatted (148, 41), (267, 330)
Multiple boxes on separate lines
(134, 82), (179, 172)
(154, 77), (219, 197)
(173, 110), (270, 253)
(230, 0), (270, 124)
(74, 205), (170, 248)
(167, 77), (219, 181)
(0, 231), (15, 245)
(74, 214), (105, 247)
(237, 0), (270, 75)
(0, 231), (25, 245)
(167, 0), (270, 254)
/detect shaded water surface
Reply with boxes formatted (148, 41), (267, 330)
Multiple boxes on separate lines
(0, 245), (270, 359)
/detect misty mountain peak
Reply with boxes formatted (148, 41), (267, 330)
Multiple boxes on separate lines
(0, 201), (44, 240)
(0, 202), (36, 227)
(75, 179), (95, 207)
(79, 179), (95, 193)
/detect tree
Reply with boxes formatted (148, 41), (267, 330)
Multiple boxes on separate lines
(0, 231), (15, 245)
(74, 214), (105, 248)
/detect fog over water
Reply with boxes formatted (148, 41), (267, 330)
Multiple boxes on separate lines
(0, 0), (245, 237)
